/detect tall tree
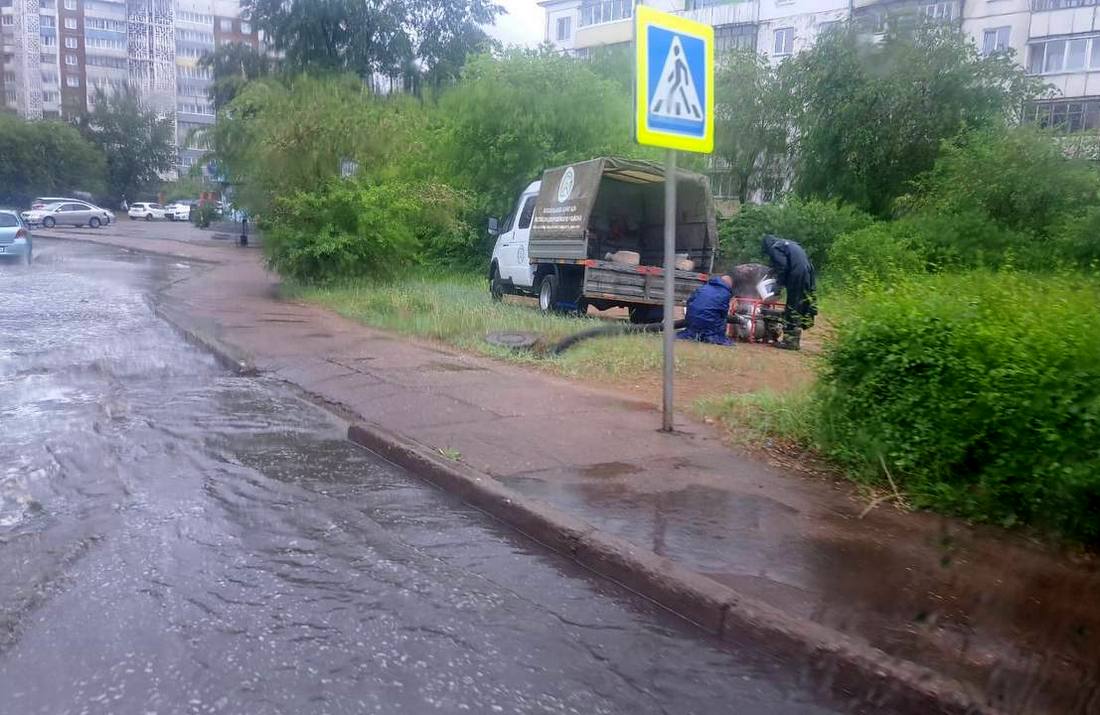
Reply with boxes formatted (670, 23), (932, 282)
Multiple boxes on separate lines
(199, 42), (277, 109)
(784, 25), (1047, 216)
(243, 0), (502, 84)
(714, 50), (792, 205)
(78, 88), (176, 202)
(0, 114), (105, 205)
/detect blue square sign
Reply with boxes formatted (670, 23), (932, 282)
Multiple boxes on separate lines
(635, 6), (714, 153)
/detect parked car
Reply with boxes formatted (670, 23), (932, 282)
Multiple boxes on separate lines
(0, 210), (32, 264)
(165, 201), (194, 221)
(128, 202), (167, 221)
(22, 201), (111, 229)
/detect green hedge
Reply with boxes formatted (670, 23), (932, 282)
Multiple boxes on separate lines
(718, 197), (873, 270)
(263, 179), (478, 283)
(816, 271), (1100, 542)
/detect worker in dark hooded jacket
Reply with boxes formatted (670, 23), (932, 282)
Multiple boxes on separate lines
(761, 235), (817, 350)
(677, 274), (734, 346)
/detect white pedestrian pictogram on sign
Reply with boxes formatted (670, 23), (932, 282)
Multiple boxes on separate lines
(648, 36), (703, 121)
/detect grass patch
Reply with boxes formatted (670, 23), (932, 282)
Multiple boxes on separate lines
(288, 271), (817, 407)
(696, 388), (818, 448)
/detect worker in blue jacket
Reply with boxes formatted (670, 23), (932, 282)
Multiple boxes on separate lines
(677, 274), (734, 346)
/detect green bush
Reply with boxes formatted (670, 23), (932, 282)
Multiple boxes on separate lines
(816, 271), (1100, 542)
(263, 179), (476, 283)
(719, 197), (873, 269)
(827, 222), (926, 289)
(191, 203), (219, 228)
(1052, 207), (1100, 266)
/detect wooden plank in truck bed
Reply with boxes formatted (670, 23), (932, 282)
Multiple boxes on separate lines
(582, 260), (707, 306)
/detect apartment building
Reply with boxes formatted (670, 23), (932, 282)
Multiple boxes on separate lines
(541, 0), (1098, 147)
(0, 0), (257, 176)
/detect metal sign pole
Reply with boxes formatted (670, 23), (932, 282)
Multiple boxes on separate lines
(662, 148), (677, 433)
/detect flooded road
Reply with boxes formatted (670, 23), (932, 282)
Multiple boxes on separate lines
(0, 240), (845, 714)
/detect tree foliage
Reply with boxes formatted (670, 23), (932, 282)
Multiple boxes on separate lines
(437, 50), (644, 215)
(243, 0), (501, 87)
(199, 42), (277, 109)
(783, 26), (1047, 216)
(0, 114), (105, 205)
(714, 50), (791, 205)
(208, 74), (421, 214)
(78, 87), (176, 202)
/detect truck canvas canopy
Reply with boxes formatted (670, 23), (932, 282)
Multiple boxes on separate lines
(528, 157), (717, 274)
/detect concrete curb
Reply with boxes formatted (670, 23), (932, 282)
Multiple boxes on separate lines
(36, 230), (223, 264)
(152, 302), (258, 376)
(347, 421), (999, 715)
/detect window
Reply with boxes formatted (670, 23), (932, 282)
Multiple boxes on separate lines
(817, 20), (841, 36)
(1067, 38), (1088, 69)
(715, 23), (756, 53)
(64, 0), (75, 7)
(43, 90), (59, 102)
(65, 74), (79, 87)
(556, 16), (571, 41)
(240, 21), (250, 33)
(64, 36), (77, 48)
(686, 0), (727, 7)
(63, 16), (76, 29)
(3, 71), (13, 83)
(1, 15), (12, 25)
(1029, 97), (1100, 133)
(518, 197), (536, 230)
(773, 27), (794, 55)
(40, 15), (55, 27)
(982, 26), (1010, 54)
(64, 53), (77, 65)
(1033, 0), (1098, 9)
(41, 34), (57, 46)
(219, 18), (232, 31)
(84, 18), (126, 32)
(41, 70), (57, 82)
(1028, 36), (1100, 74)
(921, 2), (956, 20)
(579, 0), (633, 28)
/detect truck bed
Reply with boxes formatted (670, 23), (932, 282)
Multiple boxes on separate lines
(581, 260), (708, 306)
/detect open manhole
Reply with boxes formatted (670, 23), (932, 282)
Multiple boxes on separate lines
(484, 331), (541, 350)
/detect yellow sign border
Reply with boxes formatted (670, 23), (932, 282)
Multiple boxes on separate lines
(634, 5), (715, 154)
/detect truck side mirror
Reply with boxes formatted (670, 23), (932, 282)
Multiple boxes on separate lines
(487, 217), (500, 236)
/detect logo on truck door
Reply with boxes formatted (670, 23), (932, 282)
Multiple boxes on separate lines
(557, 167), (575, 203)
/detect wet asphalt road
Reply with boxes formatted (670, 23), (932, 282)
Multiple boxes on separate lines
(0, 239), (846, 715)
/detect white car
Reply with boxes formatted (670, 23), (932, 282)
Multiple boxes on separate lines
(128, 203), (167, 221)
(164, 202), (194, 221)
(22, 201), (112, 228)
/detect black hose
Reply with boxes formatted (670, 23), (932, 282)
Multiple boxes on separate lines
(549, 319), (688, 355)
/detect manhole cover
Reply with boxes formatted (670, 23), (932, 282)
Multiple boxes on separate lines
(485, 331), (541, 350)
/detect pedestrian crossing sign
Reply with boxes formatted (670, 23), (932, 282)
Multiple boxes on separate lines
(634, 5), (714, 154)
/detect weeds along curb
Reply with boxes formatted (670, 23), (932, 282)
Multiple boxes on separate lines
(348, 420), (999, 715)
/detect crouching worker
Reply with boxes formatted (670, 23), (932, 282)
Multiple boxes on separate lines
(677, 275), (734, 346)
(761, 235), (817, 351)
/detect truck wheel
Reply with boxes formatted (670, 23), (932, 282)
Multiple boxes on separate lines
(490, 265), (505, 302)
(538, 274), (559, 312)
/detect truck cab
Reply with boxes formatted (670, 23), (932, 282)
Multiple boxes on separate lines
(489, 158), (718, 320)
(489, 180), (540, 299)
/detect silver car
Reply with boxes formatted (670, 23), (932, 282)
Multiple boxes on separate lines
(0, 210), (32, 264)
(22, 201), (110, 229)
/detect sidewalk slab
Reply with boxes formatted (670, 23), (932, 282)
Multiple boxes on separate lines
(49, 234), (1100, 714)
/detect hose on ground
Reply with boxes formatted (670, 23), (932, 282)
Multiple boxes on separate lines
(548, 319), (687, 355)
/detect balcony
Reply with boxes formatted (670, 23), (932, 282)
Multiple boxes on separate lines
(579, 0), (633, 28)
(1032, 0), (1097, 10)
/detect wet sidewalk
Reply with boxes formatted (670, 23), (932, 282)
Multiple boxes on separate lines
(47, 233), (1100, 714)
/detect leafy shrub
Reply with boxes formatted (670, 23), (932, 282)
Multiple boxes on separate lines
(263, 179), (476, 283)
(827, 222), (926, 289)
(903, 208), (1034, 271)
(1052, 207), (1100, 266)
(815, 271), (1100, 542)
(904, 126), (1100, 238)
(191, 203), (220, 228)
(719, 197), (873, 270)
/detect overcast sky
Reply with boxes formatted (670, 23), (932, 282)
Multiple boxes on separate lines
(487, 0), (545, 48)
